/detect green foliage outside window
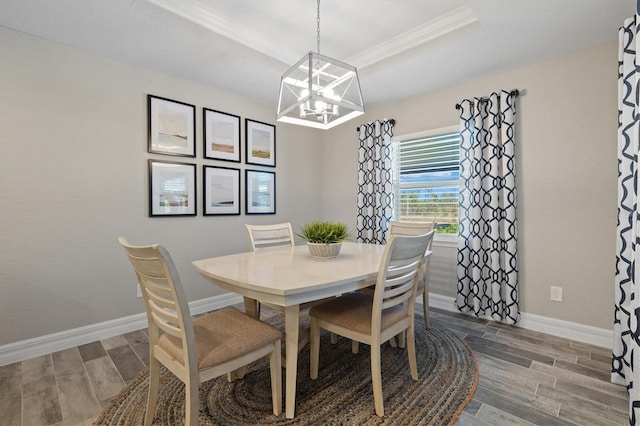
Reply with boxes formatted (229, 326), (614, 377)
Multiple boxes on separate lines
(398, 191), (458, 234)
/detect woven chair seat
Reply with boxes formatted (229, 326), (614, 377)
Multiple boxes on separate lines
(157, 309), (282, 369)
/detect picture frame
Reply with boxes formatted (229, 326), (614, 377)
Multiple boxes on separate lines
(148, 94), (196, 157)
(203, 165), (241, 216)
(148, 159), (196, 217)
(245, 119), (276, 167)
(245, 169), (276, 214)
(203, 108), (241, 162)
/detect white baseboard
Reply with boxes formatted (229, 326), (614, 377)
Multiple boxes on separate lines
(0, 292), (613, 366)
(0, 293), (243, 367)
(427, 293), (613, 349)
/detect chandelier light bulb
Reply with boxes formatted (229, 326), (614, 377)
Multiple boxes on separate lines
(321, 87), (334, 98)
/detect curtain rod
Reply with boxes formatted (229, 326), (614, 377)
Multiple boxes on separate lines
(356, 119), (395, 132)
(455, 89), (520, 110)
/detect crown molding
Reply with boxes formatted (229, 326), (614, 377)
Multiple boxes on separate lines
(146, 0), (297, 64)
(146, 1), (477, 70)
(347, 5), (478, 69)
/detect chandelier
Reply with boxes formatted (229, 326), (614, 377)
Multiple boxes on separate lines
(276, 0), (364, 130)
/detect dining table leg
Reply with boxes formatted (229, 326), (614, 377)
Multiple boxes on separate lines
(284, 304), (300, 419)
(243, 297), (260, 318)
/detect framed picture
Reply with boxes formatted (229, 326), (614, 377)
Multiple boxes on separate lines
(148, 95), (196, 157)
(245, 119), (276, 167)
(203, 108), (241, 162)
(148, 159), (196, 217)
(245, 169), (276, 214)
(203, 166), (241, 216)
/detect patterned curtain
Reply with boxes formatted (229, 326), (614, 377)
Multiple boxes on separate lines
(356, 119), (395, 244)
(456, 91), (519, 324)
(614, 14), (640, 425)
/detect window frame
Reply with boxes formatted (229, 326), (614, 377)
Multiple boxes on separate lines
(392, 124), (460, 245)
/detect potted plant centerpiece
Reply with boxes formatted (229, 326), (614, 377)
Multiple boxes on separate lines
(298, 221), (351, 258)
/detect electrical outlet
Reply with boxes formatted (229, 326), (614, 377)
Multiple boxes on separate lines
(136, 284), (142, 298)
(550, 286), (563, 302)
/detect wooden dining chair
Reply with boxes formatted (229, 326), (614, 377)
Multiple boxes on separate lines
(244, 222), (333, 354)
(354, 221), (436, 352)
(244, 223), (295, 320)
(118, 237), (282, 426)
(388, 221), (437, 329)
(309, 233), (432, 417)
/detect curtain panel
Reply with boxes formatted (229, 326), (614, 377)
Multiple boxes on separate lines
(356, 119), (395, 244)
(614, 14), (640, 425)
(456, 91), (519, 325)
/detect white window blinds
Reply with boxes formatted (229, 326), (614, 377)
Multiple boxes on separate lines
(399, 132), (460, 176)
(396, 129), (460, 231)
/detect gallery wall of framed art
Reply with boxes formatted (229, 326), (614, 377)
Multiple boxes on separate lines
(146, 94), (277, 217)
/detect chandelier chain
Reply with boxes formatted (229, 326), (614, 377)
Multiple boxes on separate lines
(316, 0), (320, 54)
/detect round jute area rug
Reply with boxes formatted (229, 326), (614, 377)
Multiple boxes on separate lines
(95, 314), (478, 425)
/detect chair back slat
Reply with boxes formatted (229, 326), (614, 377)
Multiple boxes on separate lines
(379, 261), (422, 309)
(147, 298), (182, 334)
(383, 275), (416, 299)
(389, 221), (437, 241)
(381, 290), (414, 310)
(150, 310), (183, 338)
(141, 279), (177, 310)
(245, 223), (295, 250)
(118, 237), (196, 369)
(145, 289), (176, 311)
(383, 263), (419, 298)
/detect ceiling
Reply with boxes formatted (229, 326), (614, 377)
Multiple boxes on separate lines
(0, 0), (634, 108)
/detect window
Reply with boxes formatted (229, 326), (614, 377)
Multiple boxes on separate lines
(394, 126), (460, 234)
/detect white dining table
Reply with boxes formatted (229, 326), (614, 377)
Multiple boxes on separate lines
(192, 241), (387, 418)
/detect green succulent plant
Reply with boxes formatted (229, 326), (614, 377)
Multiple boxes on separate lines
(297, 221), (351, 244)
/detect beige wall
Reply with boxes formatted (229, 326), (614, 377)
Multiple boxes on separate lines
(0, 27), (325, 345)
(324, 42), (618, 330)
(0, 24), (618, 346)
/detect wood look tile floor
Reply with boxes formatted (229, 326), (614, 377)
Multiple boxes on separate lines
(0, 305), (628, 426)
